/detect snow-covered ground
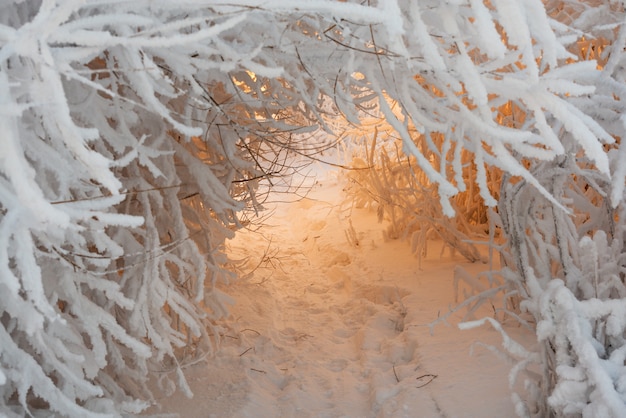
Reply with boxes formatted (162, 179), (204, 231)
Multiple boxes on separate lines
(148, 172), (532, 418)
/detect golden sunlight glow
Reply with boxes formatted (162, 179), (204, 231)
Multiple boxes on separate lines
(232, 70), (264, 94)
(576, 36), (608, 70)
(246, 70), (257, 82)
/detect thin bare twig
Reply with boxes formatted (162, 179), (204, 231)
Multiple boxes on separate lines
(239, 347), (253, 357)
(416, 374), (438, 388)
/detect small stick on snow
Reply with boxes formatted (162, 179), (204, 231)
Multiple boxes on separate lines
(415, 374), (438, 388)
(239, 347), (253, 357)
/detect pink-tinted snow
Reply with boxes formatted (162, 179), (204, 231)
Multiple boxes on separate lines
(148, 173), (531, 418)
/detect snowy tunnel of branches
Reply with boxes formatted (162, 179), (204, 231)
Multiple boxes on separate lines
(2, 1), (626, 416)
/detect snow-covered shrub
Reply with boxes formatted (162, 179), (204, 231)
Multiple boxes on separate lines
(492, 152), (626, 417)
(454, 4), (626, 416)
(0, 2), (333, 416)
(343, 119), (491, 264)
(335, 1), (626, 416)
(0, 3), (253, 415)
(487, 4), (626, 415)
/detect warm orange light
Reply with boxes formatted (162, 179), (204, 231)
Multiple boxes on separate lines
(232, 70), (263, 93)
(575, 36), (608, 70)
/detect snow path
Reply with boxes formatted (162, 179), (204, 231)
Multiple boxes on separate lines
(150, 177), (527, 417)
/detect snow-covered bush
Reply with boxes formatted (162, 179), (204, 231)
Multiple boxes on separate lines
(488, 4), (626, 416)
(343, 119), (491, 264)
(335, 1), (626, 416)
(0, 2), (332, 416)
(0, 2), (257, 415)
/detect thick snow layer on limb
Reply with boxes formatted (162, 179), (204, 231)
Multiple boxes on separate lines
(539, 280), (626, 417)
